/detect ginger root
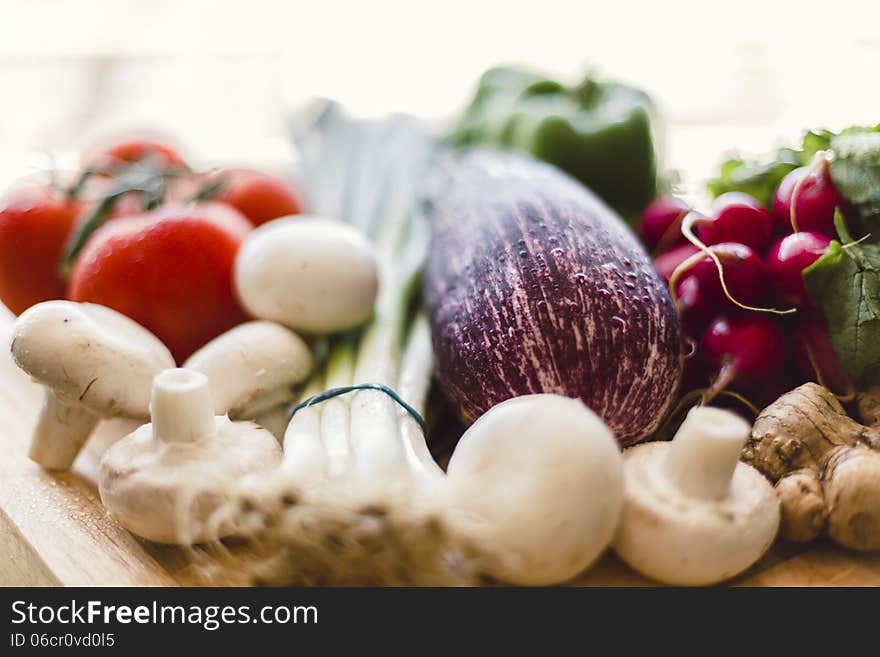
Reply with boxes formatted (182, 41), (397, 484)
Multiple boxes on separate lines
(857, 382), (880, 428)
(743, 383), (880, 551)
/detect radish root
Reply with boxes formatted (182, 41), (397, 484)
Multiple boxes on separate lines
(654, 208), (690, 253)
(788, 152), (830, 233)
(669, 212), (796, 316)
(857, 382), (880, 428)
(199, 477), (486, 586)
(800, 332), (856, 402)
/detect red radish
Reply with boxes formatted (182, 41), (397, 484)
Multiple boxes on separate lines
(680, 347), (710, 391)
(68, 202), (251, 362)
(701, 314), (787, 395)
(653, 242), (699, 283)
(672, 242), (767, 319)
(792, 310), (855, 399)
(757, 374), (802, 407)
(765, 231), (831, 307)
(771, 160), (840, 236)
(638, 195), (690, 251)
(697, 192), (773, 252)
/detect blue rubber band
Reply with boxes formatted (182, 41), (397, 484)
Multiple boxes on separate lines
(288, 384), (427, 434)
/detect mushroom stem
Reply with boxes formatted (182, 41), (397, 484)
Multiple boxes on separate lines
(151, 369), (216, 444)
(664, 406), (751, 500)
(30, 390), (98, 470)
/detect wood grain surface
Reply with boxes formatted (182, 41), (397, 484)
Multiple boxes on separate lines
(0, 313), (877, 587)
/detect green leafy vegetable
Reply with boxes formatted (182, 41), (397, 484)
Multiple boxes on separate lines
(706, 150), (800, 208)
(706, 129), (843, 208)
(706, 126), (880, 213)
(801, 129), (835, 159)
(804, 220), (880, 383)
(828, 129), (880, 232)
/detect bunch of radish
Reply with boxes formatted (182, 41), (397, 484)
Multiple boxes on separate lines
(641, 157), (853, 407)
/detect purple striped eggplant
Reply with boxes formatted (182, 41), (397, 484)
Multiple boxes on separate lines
(424, 151), (683, 446)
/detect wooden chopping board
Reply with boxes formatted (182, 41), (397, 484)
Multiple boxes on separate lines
(1, 312), (879, 587)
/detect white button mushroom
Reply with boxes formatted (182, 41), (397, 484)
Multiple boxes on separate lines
(9, 301), (175, 470)
(613, 406), (780, 586)
(444, 394), (624, 586)
(183, 320), (312, 421)
(98, 368), (282, 544)
(234, 216), (379, 334)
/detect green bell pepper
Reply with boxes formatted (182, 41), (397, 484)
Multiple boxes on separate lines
(451, 66), (661, 219)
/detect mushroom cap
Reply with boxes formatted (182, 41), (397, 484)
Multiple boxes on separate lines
(98, 416), (282, 544)
(10, 301), (174, 418)
(445, 394), (623, 585)
(613, 442), (779, 586)
(183, 320), (312, 418)
(234, 216), (379, 334)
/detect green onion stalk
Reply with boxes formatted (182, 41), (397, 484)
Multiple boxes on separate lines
(186, 107), (479, 586)
(285, 102), (443, 484)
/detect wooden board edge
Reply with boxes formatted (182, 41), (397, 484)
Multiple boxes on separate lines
(0, 506), (61, 586)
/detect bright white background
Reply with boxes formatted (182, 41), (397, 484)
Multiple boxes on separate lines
(1, 0), (878, 190)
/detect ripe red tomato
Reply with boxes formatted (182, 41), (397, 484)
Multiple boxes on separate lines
(68, 202), (252, 361)
(84, 139), (188, 174)
(0, 183), (82, 315)
(211, 169), (302, 226)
